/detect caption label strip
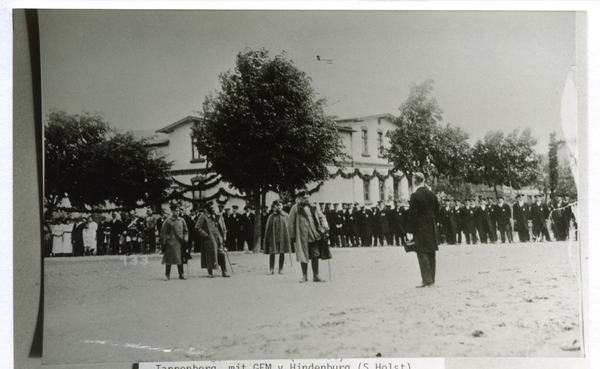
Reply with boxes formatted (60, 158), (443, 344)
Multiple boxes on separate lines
(140, 358), (444, 369)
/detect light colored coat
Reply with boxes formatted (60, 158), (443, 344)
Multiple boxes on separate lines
(263, 211), (292, 255)
(288, 204), (328, 263)
(160, 216), (188, 265)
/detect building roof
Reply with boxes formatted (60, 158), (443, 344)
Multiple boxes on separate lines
(130, 129), (169, 146)
(156, 116), (203, 134)
(334, 113), (395, 124)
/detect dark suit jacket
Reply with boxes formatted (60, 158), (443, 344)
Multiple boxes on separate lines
(407, 186), (440, 253)
(241, 213), (255, 237)
(513, 202), (530, 232)
(496, 203), (512, 226)
(359, 209), (373, 235)
(449, 207), (462, 233)
(530, 202), (549, 228)
(461, 206), (477, 233)
(474, 205), (495, 233)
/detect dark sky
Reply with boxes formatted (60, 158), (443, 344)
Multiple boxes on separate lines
(39, 10), (576, 152)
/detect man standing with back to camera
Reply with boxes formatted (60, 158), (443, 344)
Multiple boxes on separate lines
(288, 190), (329, 283)
(406, 173), (440, 288)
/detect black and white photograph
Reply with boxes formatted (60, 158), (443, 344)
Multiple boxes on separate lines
(10, 5), (591, 368)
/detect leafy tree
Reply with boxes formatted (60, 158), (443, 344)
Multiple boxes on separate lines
(555, 160), (578, 200)
(193, 48), (346, 251)
(471, 128), (539, 197)
(430, 123), (473, 181)
(44, 110), (173, 213)
(384, 80), (471, 190)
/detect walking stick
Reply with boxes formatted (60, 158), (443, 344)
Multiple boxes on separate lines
(224, 249), (234, 275)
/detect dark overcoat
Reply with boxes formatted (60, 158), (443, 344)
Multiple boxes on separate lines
(513, 202), (530, 232)
(379, 207), (391, 233)
(474, 206), (495, 235)
(195, 213), (226, 270)
(360, 208), (373, 236)
(160, 216), (188, 265)
(407, 186), (440, 253)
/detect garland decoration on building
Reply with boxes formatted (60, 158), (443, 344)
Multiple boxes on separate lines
(51, 168), (402, 214)
(328, 168), (403, 181)
(171, 174), (221, 190)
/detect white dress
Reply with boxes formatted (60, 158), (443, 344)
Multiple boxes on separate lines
(61, 223), (74, 254)
(51, 224), (64, 254)
(82, 227), (96, 251)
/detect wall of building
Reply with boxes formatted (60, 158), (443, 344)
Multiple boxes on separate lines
(154, 114), (410, 209)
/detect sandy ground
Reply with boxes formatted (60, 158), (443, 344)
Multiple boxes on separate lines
(43, 240), (583, 365)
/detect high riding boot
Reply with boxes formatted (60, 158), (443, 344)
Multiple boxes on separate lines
(218, 253), (230, 277)
(311, 258), (325, 282)
(165, 265), (171, 280)
(278, 253), (285, 274)
(268, 254), (275, 275)
(178, 264), (185, 280)
(300, 262), (308, 283)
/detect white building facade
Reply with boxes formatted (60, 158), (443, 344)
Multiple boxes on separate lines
(149, 113), (409, 208)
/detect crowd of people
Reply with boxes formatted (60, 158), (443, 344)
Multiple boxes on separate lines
(44, 183), (577, 285)
(44, 190), (576, 259)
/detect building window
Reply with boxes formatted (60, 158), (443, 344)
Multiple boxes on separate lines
(191, 137), (202, 162)
(377, 131), (384, 157)
(379, 178), (385, 201)
(361, 128), (369, 156)
(393, 177), (400, 200)
(363, 179), (370, 202)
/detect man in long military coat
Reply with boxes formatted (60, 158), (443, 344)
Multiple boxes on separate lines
(390, 201), (407, 247)
(288, 191), (329, 282)
(530, 194), (551, 242)
(360, 204), (374, 246)
(195, 202), (229, 278)
(449, 199), (462, 245)
(406, 173), (440, 288)
(341, 203), (355, 247)
(461, 199), (478, 244)
(474, 198), (496, 244)
(161, 203), (189, 280)
(495, 196), (513, 243)
(381, 203), (394, 246)
(372, 202), (384, 246)
(438, 199), (453, 244)
(550, 195), (565, 241)
(351, 203), (362, 246)
(513, 194), (531, 242)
